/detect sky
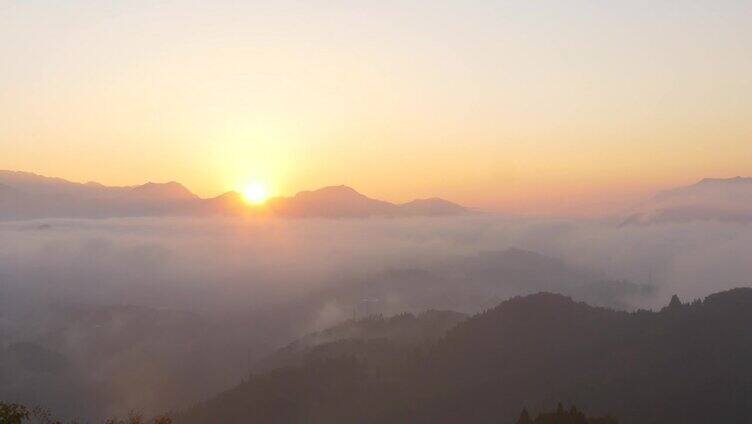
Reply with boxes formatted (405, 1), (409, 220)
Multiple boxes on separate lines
(1, 0), (751, 215)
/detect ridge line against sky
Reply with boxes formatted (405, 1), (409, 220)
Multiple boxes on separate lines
(4, 168), (752, 221)
(2, 1), (751, 215)
(0, 168), (465, 205)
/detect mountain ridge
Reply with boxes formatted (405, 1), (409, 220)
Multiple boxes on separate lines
(0, 170), (468, 220)
(179, 287), (752, 424)
(624, 176), (752, 224)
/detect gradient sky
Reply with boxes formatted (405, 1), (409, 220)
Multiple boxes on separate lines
(2, 0), (751, 215)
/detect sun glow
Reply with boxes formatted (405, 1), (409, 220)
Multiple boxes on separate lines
(242, 182), (269, 205)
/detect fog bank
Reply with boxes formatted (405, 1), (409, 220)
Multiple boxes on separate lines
(2, 215), (751, 419)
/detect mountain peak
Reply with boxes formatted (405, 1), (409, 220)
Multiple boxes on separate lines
(130, 181), (198, 200)
(321, 185), (358, 192)
(295, 185), (364, 199)
(0, 170), (80, 189)
(400, 197), (467, 216)
(267, 185), (468, 218)
(269, 185), (394, 217)
(626, 176), (752, 224)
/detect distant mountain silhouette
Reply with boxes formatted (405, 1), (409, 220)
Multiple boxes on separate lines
(398, 197), (468, 216)
(624, 176), (752, 224)
(129, 181), (199, 201)
(180, 288), (752, 424)
(201, 191), (248, 216)
(0, 171), (467, 220)
(307, 248), (651, 314)
(267, 185), (399, 218)
(0, 171), (203, 219)
(265, 185), (468, 218)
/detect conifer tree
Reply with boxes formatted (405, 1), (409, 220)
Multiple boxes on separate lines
(516, 408), (533, 424)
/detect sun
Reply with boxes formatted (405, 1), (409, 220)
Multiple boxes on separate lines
(242, 182), (269, 205)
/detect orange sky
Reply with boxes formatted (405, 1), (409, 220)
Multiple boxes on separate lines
(2, 1), (751, 216)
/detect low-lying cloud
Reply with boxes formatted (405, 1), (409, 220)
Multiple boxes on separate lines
(2, 215), (751, 420)
(2, 216), (751, 312)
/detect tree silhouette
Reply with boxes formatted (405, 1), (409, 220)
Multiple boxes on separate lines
(669, 294), (682, 308)
(528, 404), (617, 424)
(0, 403), (29, 424)
(0, 402), (171, 424)
(516, 408), (532, 424)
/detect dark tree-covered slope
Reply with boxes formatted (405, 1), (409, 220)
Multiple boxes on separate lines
(254, 310), (466, 372)
(180, 288), (752, 424)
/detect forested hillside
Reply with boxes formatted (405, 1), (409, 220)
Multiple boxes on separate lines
(180, 288), (752, 423)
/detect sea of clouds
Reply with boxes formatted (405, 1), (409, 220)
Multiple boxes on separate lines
(2, 215), (751, 312)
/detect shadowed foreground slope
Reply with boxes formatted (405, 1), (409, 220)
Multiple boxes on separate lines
(180, 288), (752, 424)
